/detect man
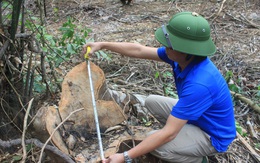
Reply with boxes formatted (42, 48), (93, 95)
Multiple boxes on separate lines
(83, 11), (236, 163)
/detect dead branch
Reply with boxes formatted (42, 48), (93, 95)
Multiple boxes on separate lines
(211, 0), (227, 22)
(122, 91), (136, 150)
(38, 108), (84, 163)
(1, 69), (30, 118)
(0, 39), (10, 59)
(21, 98), (34, 163)
(236, 131), (260, 162)
(230, 91), (260, 114)
(0, 138), (74, 163)
(104, 125), (123, 134)
(0, 98), (22, 133)
(240, 14), (260, 29)
(246, 116), (258, 140)
(167, 0), (179, 13)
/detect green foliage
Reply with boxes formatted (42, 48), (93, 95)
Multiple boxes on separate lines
(12, 154), (22, 161)
(33, 75), (46, 93)
(95, 50), (112, 61)
(154, 71), (160, 79)
(162, 71), (178, 98)
(162, 71), (172, 78)
(255, 143), (260, 151)
(24, 15), (113, 94)
(224, 70), (233, 83)
(257, 84), (260, 98)
(229, 83), (241, 93)
(235, 121), (247, 137)
(141, 117), (152, 127)
(1, 1), (13, 22)
(26, 16), (91, 66)
(24, 16), (92, 93)
(49, 17), (91, 66)
(224, 70), (242, 93)
(53, 7), (59, 18)
(155, 71), (178, 98)
(164, 83), (178, 98)
(26, 143), (34, 152)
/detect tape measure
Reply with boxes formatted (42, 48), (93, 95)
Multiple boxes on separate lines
(84, 46), (91, 60)
(85, 46), (105, 160)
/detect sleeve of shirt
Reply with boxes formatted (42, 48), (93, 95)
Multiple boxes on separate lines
(171, 83), (213, 120)
(157, 47), (172, 64)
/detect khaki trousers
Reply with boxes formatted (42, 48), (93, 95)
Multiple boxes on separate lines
(145, 95), (217, 163)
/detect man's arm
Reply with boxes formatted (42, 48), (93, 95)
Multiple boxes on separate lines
(103, 115), (187, 163)
(83, 42), (162, 61)
(127, 115), (187, 159)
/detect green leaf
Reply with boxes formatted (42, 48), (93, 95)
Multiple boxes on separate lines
(154, 71), (160, 79)
(31, 16), (39, 20)
(59, 27), (74, 40)
(26, 144), (34, 152)
(141, 117), (147, 123)
(97, 51), (112, 61)
(67, 44), (76, 54)
(236, 126), (242, 135)
(257, 91), (260, 97)
(56, 78), (63, 83)
(12, 155), (22, 161)
(44, 34), (53, 40)
(55, 57), (65, 67)
(145, 121), (152, 127)
(42, 47), (48, 52)
(53, 47), (63, 55)
(84, 30), (89, 37)
(163, 71), (172, 78)
(229, 84), (240, 93)
(255, 143), (260, 150)
(235, 121), (244, 135)
(34, 83), (46, 93)
(53, 7), (59, 13)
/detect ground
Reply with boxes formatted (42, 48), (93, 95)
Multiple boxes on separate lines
(1, 0), (259, 162)
(48, 0), (259, 162)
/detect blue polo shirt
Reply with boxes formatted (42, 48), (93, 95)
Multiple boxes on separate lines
(157, 47), (236, 152)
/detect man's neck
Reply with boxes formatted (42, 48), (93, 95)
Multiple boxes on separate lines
(179, 56), (195, 71)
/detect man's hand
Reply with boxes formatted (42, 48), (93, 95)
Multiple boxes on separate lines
(82, 42), (102, 58)
(102, 153), (124, 163)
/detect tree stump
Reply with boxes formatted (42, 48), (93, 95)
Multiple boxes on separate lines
(33, 62), (125, 154)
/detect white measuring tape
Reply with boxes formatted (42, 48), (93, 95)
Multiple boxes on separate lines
(85, 47), (105, 160)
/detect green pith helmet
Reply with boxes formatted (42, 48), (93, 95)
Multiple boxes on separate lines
(155, 12), (216, 56)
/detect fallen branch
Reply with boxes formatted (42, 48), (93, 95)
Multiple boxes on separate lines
(236, 131), (260, 162)
(0, 138), (74, 163)
(240, 14), (260, 29)
(212, 0), (226, 22)
(230, 91), (260, 114)
(246, 116), (258, 140)
(208, 0), (227, 22)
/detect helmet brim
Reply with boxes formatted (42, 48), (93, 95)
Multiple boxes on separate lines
(155, 27), (216, 56)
